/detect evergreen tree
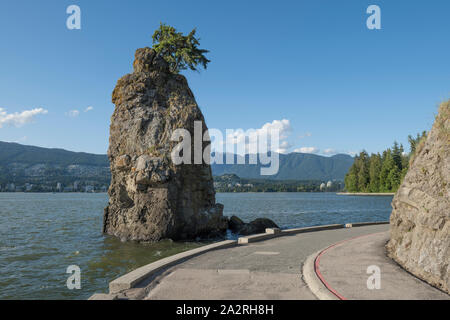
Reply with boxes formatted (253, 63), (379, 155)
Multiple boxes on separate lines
(379, 150), (395, 192)
(344, 132), (424, 193)
(400, 144), (408, 169)
(392, 141), (403, 171)
(344, 158), (359, 192)
(388, 165), (401, 191)
(152, 23), (210, 74)
(357, 151), (370, 192)
(368, 153), (382, 192)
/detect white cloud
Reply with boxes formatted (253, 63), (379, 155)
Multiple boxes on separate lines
(67, 110), (80, 118)
(219, 119), (292, 155)
(259, 119), (292, 154)
(294, 147), (320, 154)
(209, 120), (346, 157)
(84, 106), (94, 112)
(260, 119), (292, 140)
(0, 107), (48, 128)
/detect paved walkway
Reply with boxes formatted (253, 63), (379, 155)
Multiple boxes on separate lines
(122, 224), (389, 299)
(315, 231), (449, 300)
(119, 224), (448, 300)
(107, 223), (448, 300)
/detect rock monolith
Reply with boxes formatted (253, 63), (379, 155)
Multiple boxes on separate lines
(103, 47), (227, 242)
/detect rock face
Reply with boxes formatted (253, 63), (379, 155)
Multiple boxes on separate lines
(387, 101), (449, 294)
(103, 47), (227, 242)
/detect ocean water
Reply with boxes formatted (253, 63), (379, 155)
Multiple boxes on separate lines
(0, 192), (392, 299)
(217, 192), (392, 229)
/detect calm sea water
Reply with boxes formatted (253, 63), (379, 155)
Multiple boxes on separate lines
(0, 192), (392, 300)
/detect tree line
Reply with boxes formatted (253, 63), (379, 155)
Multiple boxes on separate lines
(214, 174), (345, 193)
(344, 132), (427, 193)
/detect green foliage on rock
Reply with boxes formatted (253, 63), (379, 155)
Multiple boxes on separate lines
(152, 23), (210, 74)
(408, 131), (427, 154)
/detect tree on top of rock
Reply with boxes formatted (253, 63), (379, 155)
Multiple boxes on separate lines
(152, 23), (210, 74)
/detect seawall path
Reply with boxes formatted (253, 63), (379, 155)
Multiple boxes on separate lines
(90, 222), (448, 300)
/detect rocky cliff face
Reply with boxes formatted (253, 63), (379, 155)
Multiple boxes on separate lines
(387, 101), (449, 294)
(103, 47), (227, 242)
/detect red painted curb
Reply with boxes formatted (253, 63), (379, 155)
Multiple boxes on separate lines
(313, 232), (386, 300)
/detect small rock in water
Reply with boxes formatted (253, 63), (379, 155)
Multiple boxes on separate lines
(229, 217), (279, 236)
(228, 215), (245, 233)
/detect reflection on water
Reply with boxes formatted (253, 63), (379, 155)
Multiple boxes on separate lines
(0, 192), (392, 299)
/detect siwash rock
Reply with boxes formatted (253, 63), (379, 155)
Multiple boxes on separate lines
(103, 47), (227, 242)
(387, 101), (450, 294)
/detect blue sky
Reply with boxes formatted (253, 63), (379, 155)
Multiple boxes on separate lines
(0, 0), (449, 155)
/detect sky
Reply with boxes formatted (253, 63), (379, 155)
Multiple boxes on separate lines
(0, 0), (449, 156)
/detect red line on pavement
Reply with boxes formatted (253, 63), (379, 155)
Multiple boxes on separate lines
(313, 231), (386, 300)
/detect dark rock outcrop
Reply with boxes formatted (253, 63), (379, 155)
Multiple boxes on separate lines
(228, 216), (279, 235)
(103, 47), (227, 242)
(238, 218), (279, 235)
(387, 101), (449, 294)
(228, 215), (245, 233)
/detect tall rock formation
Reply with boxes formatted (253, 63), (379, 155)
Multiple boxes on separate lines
(103, 47), (227, 242)
(387, 101), (449, 294)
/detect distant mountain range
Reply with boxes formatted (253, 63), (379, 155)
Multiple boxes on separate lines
(0, 141), (354, 190)
(0, 141), (110, 190)
(210, 152), (354, 181)
(0, 141), (108, 167)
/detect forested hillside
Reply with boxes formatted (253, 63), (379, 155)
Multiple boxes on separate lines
(344, 132), (427, 193)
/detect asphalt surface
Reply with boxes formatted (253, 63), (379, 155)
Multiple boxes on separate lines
(317, 231), (449, 300)
(142, 224), (392, 300)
